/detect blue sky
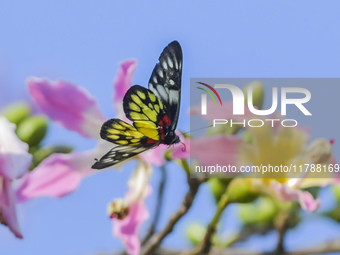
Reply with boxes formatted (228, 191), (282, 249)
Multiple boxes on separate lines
(1, 1), (340, 254)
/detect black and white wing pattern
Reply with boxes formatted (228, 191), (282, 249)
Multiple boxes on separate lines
(92, 143), (157, 169)
(148, 41), (182, 130)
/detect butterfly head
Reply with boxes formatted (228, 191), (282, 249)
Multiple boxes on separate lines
(164, 131), (180, 145)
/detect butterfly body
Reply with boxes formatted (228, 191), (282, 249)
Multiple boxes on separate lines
(92, 41), (182, 169)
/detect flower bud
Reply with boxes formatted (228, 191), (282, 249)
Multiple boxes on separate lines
(306, 138), (332, 164)
(239, 197), (277, 226)
(208, 178), (228, 203)
(107, 198), (129, 220)
(16, 115), (47, 147)
(1, 102), (31, 125)
(31, 146), (73, 169)
(164, 150), (172, 161)
(332, 185), (340, 202)
(243, 81), (264, 110)
(324, 204), (340, 223)
(242, 129), (253, 144)
(227, 179), (258, 203)
(186, 222), (206, 245)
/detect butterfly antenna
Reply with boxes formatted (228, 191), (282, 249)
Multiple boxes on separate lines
(182, 124), (213, 135)
(180, 141), (186, 152)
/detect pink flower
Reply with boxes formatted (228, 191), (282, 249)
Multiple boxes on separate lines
(16, 60), (137, 202)
(0, 116), (32, 238)
(16, 58), (188, 200)
(190, 99), (337, 211)
(108, 160), (152, 255)
(190, 135), (242, 167)
(271, 182), (320, 212)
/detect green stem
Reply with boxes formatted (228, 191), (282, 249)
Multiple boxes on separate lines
(183, 190), (230, 255)
(178, 159), (190, 177)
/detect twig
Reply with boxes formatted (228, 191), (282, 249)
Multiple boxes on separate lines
(275, 210), (290, 254)
(141, 177), (203, 255)
(142, 165), (167, 245)
(183, 192), (230, 255)
(96, 237), (340, 255)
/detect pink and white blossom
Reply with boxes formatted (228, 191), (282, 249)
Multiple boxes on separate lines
(108, 160), (152, 255)
(0, 116), (32, 238)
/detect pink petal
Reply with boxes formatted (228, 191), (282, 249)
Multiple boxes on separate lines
(271, 182), (320, 212)
(113, 60), (137, 119)
(0, 116), (32, 180)
(299, 191), (321, 212)
(190, 135), (243, 166)
(27, 77), (105, 138)
(172, 134), (190, 160)
(0, 177), (23, 238)
(16, 152), (94, 203)
(113, 202), (149, 255)
(140, 146), (168, 166)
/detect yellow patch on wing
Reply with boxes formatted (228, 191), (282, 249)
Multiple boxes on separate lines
(113, 124), (125, 130)
(108, 134), (120, 140)
(104, 120), (145, 145)
(134, 120), (159, 140)
(137, 91), (146, 100)
(130, 111), (148, 120)
(116, 140), (129, 145)
(129, 102), (141, 112)
(131, 94), (143, 105)
(148, 92), (157, 102)
(158, 99), (164, 110)
(154, 104), (160, 113)
(108, 129), (120, 135)
(142, 108), (157, 122)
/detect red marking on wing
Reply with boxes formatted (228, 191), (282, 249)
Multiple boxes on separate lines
(157, 114), (172, 141)
(147, 138), (158, 144)
(161, 115), (172, 126)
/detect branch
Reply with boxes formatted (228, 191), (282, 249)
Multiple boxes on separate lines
(96, 238), (340, 255)
(141, 177), (203, 255)
(142, 165), (167, 244)
(274, 210), (290, 254)
(182, 191), (230, 255)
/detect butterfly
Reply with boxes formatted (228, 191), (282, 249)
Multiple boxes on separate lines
(92, 41), (183, 169)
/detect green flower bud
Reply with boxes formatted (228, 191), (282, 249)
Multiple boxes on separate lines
(186, 222), (206, 245)
(31, 146), (73, 169)
(324, 204), (340, 223)
(1, 102), (31, 125)
(208, 178), (228, 203)
(332, 185), (340, 202)
(164, 150), (172, 161)
(242, 129), (253, 144)
(16, 115), (48, 147)
(239, 197), (277, 226)
(243, 81), (264, 110)
(227, 179), (258, 203)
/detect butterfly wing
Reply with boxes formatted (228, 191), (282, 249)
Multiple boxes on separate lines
(100, 118), (148, 146)
(123, 85), (172, 142)
(148, 41), (182, 130)
(92, 41), (183, 169)
(91, 143), (157, 169)
(91, 119), (159, 169)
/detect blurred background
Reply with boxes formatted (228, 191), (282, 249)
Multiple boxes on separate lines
(1, 1), (340, 254)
